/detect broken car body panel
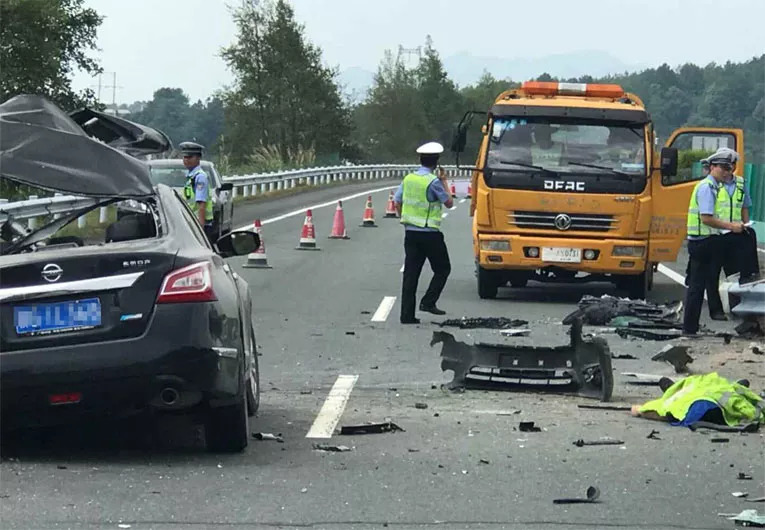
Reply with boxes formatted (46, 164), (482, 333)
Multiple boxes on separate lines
(432, 319), (613, 401)
(0, 95), (166, 198)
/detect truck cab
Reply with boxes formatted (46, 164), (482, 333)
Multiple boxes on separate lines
(453, 81), (744, 299)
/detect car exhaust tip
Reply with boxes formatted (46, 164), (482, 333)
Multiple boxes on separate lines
(159, 387), (179, 406)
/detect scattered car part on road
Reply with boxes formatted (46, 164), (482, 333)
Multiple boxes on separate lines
(622, 373), (664, 385)
(519, 421), (541, 432)
(739, 473), (754, 480)
(652, 344), (693, 373)
(553, 486), (601, 504)
(313, 443), (352, 452)
(414, 402), (428, 409)
(500, 328), (531, 337)
(612, 353), (638, 360)
(577, 404), (632, 411)
(253, 433), (284, 442)
(563, 295), (682, 326)
(710, 437), (730, 443)
(573, 438), (624, 447)
(734, 492), (750, 498)
(432, 319), (613, 401)
(646, 429), (661, 440)
(339, 421), (405, 435)
(721, 509), (765, 527)
(436, 317), (528, 330)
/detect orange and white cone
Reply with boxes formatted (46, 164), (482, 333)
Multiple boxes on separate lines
(296, 209), (321, 250)
(450, 182), (457, 198)
(328, 200), (350, 239)
(384, 191), (398, 218)
(466, 183), (472, 198)
(243, 219), (272, 268)
(360, 195), (377, 227)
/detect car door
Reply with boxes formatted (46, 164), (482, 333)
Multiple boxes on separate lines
(648, 127), (744, 263)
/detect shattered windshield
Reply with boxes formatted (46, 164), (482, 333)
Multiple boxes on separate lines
(487, 117), (647, 177)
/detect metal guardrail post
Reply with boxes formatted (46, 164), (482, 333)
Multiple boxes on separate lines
(27, 195), (38, 230)
(77, 214), (86, 229)
(99, 206), (108, 224)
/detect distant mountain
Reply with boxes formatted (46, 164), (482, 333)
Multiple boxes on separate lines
(338, 50), (645, 101)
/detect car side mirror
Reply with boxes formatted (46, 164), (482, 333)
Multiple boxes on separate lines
(215, 229), (260, 258)
(660, 147), (678, 177)
(218, 182), (233, 193)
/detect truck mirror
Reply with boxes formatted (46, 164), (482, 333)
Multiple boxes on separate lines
(451, 125), (467, 153)
(660, 147), (678, 177)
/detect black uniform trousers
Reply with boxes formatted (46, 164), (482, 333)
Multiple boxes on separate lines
(684, 236), (722, 333)
(687, 229), (761, 317)
(400, 230), (451, 322)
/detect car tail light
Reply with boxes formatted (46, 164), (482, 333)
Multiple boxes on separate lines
(49, 392), (82, 406)
(157, 262), (217, 303)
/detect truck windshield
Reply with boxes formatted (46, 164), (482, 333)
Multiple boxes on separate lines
(487, 118), (646, 178)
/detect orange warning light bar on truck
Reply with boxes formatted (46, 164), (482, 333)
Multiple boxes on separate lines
(521, 81), (625, 99)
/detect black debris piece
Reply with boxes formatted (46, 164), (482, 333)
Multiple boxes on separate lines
(688, 421), (760, 433)
(752, 343), (764, 355)
(436, 317), (528, 330)
(408, 448), (420, 453)
(737, 319), (765, 339)
(573, 438), (624, 447)
(612, 353), (638, 360)
(652, 344), (693, 373)
(617, 328), (684, 341)
(339, 421), (405, 435)
(745, 497), (765, 503)
(313, 443), (352, 452)
(479, 459), (490, 464)
(300, 390), (313, 395)
(345, 331), (356, 336)
(57, 465), (67, 470)
(360, 311), (371, 315)
(647, 430), (661, 440)
(563, 295), (682, 326)
(253, 432), (284, 443)
(519, 421), (541, 432)
(432, 319), (613, 401)
(370, 366), (379, 370)
(711, 437), (730, 443)
(414, 402), (428, 410)
(553, 486), (601, 504)
(739, 473), (754, 480)
(578, 404), (632, 411)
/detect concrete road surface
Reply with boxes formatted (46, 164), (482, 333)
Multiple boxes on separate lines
(2, 181), (763, 530)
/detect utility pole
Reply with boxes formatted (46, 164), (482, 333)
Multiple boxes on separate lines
(398, 45), (422, 68)
(100, 72), (123, 114)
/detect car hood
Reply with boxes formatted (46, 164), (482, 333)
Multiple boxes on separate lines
(0, 95), (170, 198)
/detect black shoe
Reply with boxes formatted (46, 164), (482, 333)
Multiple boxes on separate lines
(736, 379), (750, 388)
(419, 304), (446, 316)
(710, 312), (728, 321)
(659, 377), (675, 392)
(400, 318), (421, 325)
(740, 274), (762, 286)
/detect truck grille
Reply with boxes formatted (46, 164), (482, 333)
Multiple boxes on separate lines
(509, 211), (616, 232)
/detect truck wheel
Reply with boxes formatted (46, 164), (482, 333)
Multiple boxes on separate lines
(205, 391), (249, 453)
(477, 266), (499, 299)
(625, 271), (649, 300)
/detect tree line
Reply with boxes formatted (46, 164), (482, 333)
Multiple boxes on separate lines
(1, 0), (762, 179)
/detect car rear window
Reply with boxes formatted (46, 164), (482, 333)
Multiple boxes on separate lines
(149, 163), (216, 188)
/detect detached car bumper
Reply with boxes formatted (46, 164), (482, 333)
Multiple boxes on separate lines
(477, 234), (647, 275)
(0, 304), (242, 431)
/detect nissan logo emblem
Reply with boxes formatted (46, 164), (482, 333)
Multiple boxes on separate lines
(554, 214), (572, 231)
(41, 263), (63, 283)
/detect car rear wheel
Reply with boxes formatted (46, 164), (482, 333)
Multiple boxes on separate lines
(246, 326), (260, 417)
(205, 391), (249, 453)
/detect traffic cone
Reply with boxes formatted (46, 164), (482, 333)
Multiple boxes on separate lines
(243, 219), (272, 268)
(384, 191), (398, 218)
(296, 209), (321, 250)
(328, 200), (350, 239)
(450, 182), (457, 198)
(466, 183), (472, 198)
(360, 195), (377, 227)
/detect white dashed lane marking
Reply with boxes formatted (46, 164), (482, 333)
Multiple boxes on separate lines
(371, 296), (396, 322)
(305, 375), (358, 439)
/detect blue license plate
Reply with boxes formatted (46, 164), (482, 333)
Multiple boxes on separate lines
(14, 298), (102, 336)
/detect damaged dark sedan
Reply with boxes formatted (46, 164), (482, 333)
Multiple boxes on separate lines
(0, 95), (260, 452)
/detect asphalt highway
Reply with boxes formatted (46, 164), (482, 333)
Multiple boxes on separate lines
(1, 180), (762, 530)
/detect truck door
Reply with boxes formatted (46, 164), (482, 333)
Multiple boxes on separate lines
(649, 127), (745, 263)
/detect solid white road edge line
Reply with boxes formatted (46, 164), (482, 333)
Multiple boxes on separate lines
(371, 296), (396, 322)
(235, 185), (398, 231)
(305, 374), (359, 439)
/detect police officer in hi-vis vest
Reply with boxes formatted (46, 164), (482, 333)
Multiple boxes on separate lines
(180, 141), (215, 243)
(683, 147), (759, 334)
(394, 142), (454, 324)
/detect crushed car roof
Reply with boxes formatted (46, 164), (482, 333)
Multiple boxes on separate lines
(0, 94), (170, 198)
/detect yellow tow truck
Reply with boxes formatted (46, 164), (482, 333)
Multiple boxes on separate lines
(452, 81), (744, 299)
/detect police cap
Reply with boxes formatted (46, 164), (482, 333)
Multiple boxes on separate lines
(707, 147), (739, 165)
(416, 142), (444, 155)
(179, 141), (204, 157)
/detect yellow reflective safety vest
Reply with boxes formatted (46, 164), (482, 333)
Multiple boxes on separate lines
(183, 166), (214, 223)
(400, 172), (442, 230)
(639, 372), (764, 427)
(687, 176), (745, 237)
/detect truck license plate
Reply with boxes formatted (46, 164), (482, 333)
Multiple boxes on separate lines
(541, 247), (581, 263)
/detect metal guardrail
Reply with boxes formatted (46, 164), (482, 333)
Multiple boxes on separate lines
(0, 164), (472, 230)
